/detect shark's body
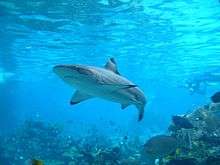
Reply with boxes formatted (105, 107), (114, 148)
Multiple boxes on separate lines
(53, 58), (146, 121)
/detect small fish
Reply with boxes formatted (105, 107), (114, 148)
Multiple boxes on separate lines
(172, 115), (194, 129)
(211, 91), (220, 103)
(123, 135), (128, 140)
(31, 159), (44, 165)
(143, 135), (178, 158)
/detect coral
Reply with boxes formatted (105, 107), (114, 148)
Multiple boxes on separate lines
(0, 119), (145, 165)
(164, 103), (220, 165)
(2, 102), (219, 165)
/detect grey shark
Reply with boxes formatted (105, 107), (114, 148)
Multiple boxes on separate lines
(53, 58), (146, 121)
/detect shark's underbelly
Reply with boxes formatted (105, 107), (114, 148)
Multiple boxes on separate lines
(74, 81), (134, 104)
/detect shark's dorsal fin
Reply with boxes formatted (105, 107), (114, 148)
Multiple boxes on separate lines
(104, 58), (121, 75)
(70, 90), (94, 105)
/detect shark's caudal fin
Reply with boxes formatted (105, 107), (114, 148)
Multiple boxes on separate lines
(136, 105), (145, 121)
(104, 58), (121, 75)
(70, 90), (94, 105)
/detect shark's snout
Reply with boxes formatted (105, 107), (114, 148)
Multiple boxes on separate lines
(53, 65), (76, 79)
(53, 64), (78, 74)
(53, 65), (94, 87)
(53, 64), (92, 76)
(53, 65), (66, 74)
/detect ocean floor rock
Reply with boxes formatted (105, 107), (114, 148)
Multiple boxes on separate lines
(143, 135), (178, 159)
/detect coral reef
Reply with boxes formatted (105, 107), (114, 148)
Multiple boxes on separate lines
(156, 102), (220, 165)
(1, 102), (220, 165)
(0, 120), (145, 165)
(169, 104), (220, 164)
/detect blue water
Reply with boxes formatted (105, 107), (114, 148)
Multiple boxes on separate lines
(1, 0), (220, 142)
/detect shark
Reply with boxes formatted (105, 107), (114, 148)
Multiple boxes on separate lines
(53, 58), (146, 121)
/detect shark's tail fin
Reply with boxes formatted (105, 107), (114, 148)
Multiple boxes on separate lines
(136, 105), (145, 122)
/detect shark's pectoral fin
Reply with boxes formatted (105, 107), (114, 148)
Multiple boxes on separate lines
(104, 57), (121, 75)
(70, 90), (93, 105)
(121, 103), (129, 110)
(136, 105), (145, 121)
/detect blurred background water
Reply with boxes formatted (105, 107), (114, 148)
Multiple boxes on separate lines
(0, 0), (220, 139)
